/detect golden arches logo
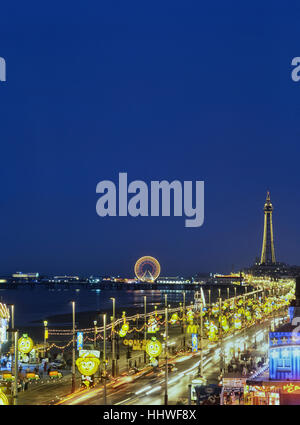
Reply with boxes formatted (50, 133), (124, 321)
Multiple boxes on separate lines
(187, 324), (198, 334)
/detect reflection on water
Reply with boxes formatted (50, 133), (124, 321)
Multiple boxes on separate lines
(0, 286), (245, 327)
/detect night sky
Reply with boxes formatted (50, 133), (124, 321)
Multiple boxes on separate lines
(1, 1), (300, 277)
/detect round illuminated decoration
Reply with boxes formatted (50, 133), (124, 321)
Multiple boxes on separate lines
(76, 354), (100, 376)
(150, 357), (158, 367)
(0, 390), (9, 405)
(170, 313), (178, 325)
(145, 338), (162, 358)
(134, 256), (161, 282)
(18, 335), (34, 354)
(122, 323), (129, 332)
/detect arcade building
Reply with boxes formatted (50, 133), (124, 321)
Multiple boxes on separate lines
(245, 276), (300, 405)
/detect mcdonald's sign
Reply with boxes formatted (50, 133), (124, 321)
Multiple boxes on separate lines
(187, 324), (198, 334)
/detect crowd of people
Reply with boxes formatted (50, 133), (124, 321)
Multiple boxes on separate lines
(226, 354), (265, 376)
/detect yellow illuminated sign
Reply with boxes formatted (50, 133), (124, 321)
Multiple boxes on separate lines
(282, 383), (300, 394)
(76, 353), (100, 376)
(187, 324), (198, 334)
(123, 339), (147, 350)
(18, 336), (34, 354)
(145, 339), (162, 358)
(170, 313), (178, 324)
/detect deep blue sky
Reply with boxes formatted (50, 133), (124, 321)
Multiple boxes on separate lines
(1, 1), (300, 277)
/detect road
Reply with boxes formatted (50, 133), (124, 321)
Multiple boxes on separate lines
(56, 314), (284, 405)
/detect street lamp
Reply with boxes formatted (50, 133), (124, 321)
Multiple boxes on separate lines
(71, 301), (76, 393)
(144, 296), (147, 364)
(164, 294), (168, 405)
(7, 326), (18, 405)
(103, 313), (107, 405)
(7, 304), (15, 375)
(110, 297), (117, 377)
(93, 320), (97, 348)
(219, 296), (224, 376)
(183, 292), (186, 350)
(199, 300), (204, 378)
(43, 320), (48, 358)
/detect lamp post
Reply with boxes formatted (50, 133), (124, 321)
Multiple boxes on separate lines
(219, 296), (224, 375)
(71, 301), (76, 393)
(164, 294), (168, 405)
(13, 330), (18, 406)
(43, 320), (48, 358)
(183, 292), (186, 350)
(93, 320), (97, 348)
(110, 297), (116, 377)
(199, 301), (203, 378)
(208, 289), (211, 322)
(144, 296), (147, 364)
(103, 313), (107, 405)
(243, 295), (246, 352)
(11, 305), (14, 332)
(8, 305), (15, 375)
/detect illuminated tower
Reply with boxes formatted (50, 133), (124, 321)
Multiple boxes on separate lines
(260, 191), (276, 264)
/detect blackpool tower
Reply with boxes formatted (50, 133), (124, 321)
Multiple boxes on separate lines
(260, 191), (276, 264)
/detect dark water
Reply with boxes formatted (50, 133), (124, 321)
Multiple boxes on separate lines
(0, 286), (246, 329)
(0, 287), (196, 328)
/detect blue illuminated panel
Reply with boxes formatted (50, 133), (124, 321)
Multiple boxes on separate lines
(269, 345), (300, 380)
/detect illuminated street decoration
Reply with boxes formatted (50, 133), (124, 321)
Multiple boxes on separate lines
(77, 332), (83, 351)
(191, 333), (198, 352)
(0, 390), (9, 405)
(234, 315), (242, 330)
(134, 256), (161, 282)
(245, 310), (252, 322)
(123, 339), (147, 351)
(149, 357), (158, 367)
(79, 349), (100, 358)
(145, 338), (162, 358)
(76, 352), (100, 376)
(18, 335), (34, 354)
(147, 316), (159, 333)
(255, 310), (262, 320)
(170, 313), (179, 324)
(220, 316), (229, 332)
(119, 311), (129, 337)
(207, 321), (218, 341)
(186, 309), (194, 323)
(0, 303), (9, 347)
(2, 373), (13, 381)
(211, 305), (219, 316)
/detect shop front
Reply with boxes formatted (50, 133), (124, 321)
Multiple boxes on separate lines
(244, 381), (300, 405)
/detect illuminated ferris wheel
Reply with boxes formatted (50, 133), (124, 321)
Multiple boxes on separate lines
(134, 256), (161, 282)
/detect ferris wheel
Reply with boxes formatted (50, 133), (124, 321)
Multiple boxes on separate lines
(134, 256), (161, 282)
